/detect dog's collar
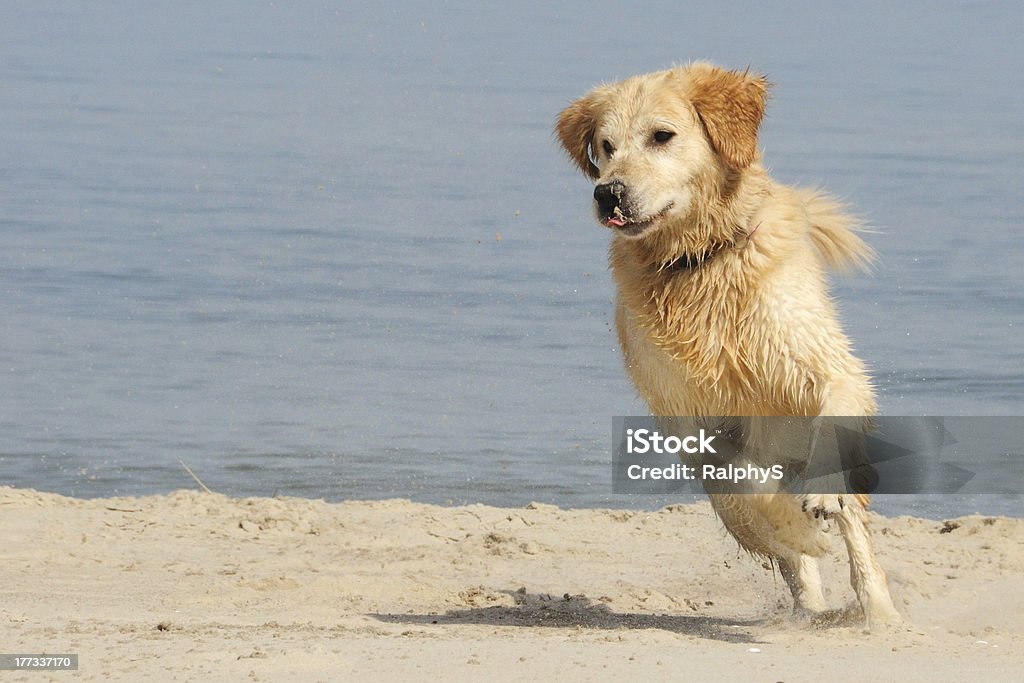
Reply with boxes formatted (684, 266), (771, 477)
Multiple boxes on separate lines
(661, 243), (728, 274)
(660, 223), (761, 274)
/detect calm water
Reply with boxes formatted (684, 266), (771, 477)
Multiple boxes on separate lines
(1, 2), (1021, 518)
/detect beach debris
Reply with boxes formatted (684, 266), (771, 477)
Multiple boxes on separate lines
(179, 460), (214, 494)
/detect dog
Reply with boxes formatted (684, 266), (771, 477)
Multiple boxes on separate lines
(556, 62), (901, 628)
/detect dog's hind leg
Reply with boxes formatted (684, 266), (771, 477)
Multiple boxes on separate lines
(778, 553), (827, 614)
(834, 500), (901, 629)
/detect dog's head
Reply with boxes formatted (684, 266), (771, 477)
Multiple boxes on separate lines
(556, 63), (768, 239)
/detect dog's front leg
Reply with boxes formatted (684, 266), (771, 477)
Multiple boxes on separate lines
(833, 500), (902, 629)
(778, 554), (827, 615)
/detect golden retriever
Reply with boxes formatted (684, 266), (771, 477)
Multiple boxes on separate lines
(556, 62), (901, 628)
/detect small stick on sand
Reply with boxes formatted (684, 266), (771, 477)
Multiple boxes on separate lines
(179, 460), (214, 494)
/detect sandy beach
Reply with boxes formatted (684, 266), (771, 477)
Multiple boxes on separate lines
(1, 486), (1021, 681)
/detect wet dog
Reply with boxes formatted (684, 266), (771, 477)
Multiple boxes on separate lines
(556, 62), (900, 628)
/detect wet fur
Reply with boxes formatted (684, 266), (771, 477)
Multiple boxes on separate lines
(556, 62), (900, 628)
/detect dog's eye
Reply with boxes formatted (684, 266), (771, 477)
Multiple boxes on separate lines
(602, 140), (614, 157)
(652, 130), (676, 144)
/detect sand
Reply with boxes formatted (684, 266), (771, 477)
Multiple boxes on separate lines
(1, 486), (1021, 681)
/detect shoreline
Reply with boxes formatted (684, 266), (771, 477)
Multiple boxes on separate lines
(3, 477), (1018, 522)
(1, 486), (1021, 681)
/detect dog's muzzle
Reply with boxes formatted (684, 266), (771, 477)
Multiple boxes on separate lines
(593, 180), (627, 220)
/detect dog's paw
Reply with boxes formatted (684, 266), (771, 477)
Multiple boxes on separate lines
(800, 494), (845, 520)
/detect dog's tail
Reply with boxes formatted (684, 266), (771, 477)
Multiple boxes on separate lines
(799, 188), (876, 273)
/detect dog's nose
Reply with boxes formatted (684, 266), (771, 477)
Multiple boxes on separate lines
(594, 181), (626, 214)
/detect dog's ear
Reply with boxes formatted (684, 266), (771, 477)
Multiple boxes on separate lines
(686, 64), (769, 169)
(556, 91), (605, 179)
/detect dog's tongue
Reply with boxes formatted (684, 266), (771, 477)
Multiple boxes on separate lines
(607, 217), (627, 227)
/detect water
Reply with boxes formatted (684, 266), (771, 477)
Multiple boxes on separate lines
(1, 1), (1022, 519)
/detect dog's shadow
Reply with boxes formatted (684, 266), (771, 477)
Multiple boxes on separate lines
(373, 589), (763, 644)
